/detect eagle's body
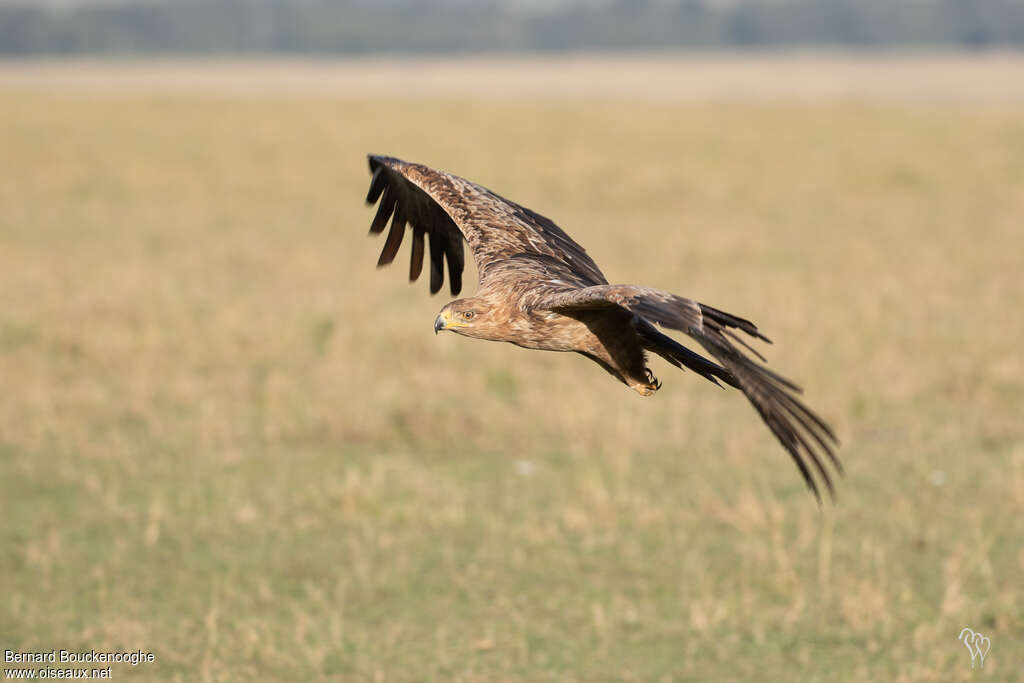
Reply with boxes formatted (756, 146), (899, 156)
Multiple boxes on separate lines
(362, 154), (840, 500)
(454, 288), (658, 393)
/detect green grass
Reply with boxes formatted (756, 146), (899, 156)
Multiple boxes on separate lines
(1, 83), (1022, 681)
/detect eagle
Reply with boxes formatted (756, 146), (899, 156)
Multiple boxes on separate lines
(362, 154), (841, 500)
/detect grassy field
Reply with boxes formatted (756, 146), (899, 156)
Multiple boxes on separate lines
(1, 59), (1023, 681)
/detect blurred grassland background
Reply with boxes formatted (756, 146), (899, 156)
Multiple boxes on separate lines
(1, 57), (1023, 681)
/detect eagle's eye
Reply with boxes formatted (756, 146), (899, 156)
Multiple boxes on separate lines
(461, 310), (476, 321)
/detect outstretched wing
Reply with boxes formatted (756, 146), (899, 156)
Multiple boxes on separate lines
(535, 283), (842, 502)
(363, 155), (607, 295)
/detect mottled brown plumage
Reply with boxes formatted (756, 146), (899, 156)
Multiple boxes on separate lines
(362, 154), (841, 501)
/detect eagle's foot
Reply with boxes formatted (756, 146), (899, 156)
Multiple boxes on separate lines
(631, 369), (661, 396)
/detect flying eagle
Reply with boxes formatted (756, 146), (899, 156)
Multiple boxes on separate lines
(362, 155), (841, 500)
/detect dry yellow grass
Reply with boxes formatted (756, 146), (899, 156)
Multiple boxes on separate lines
(1, 58), (1022, 681)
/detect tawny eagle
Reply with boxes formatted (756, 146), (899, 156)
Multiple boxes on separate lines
(363, 155), (841, 500)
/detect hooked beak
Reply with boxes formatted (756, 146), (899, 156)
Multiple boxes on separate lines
(434, 313), (447, 335)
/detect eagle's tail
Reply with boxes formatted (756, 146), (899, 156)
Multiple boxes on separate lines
(690, 304), (842, 502)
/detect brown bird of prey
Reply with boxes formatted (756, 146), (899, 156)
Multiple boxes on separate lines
(363, 154), (841, 500)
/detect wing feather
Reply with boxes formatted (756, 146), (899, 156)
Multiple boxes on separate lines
(364, 154), (607, 296)
(369, 185), (396, 235)
(377, 205), (407, 267)
(445, 239), (464, 295)
(535, 282), (840, 501)
(409, 226), (425, 282)
(428, 230), (446, 295)
(365, 166), (388, 204)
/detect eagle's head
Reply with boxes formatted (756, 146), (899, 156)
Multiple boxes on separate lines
(434, 298), (494, 339)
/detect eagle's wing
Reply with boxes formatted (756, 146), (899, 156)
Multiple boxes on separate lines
(534, 283), (841, 502)
(363, 154), (607, 295)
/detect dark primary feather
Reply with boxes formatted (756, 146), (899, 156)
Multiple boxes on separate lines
(428, 231), (446, 294)
(409, 227), (425, 281)
(366, 166), (388, 204)
(377, 204), (406, 267)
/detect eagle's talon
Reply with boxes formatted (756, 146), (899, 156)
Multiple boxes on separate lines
(631, 379), (659, 396)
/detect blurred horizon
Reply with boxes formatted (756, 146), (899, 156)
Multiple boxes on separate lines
(2, 0), (1024, 56)
(4, 53), (1024, 106)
